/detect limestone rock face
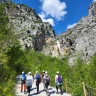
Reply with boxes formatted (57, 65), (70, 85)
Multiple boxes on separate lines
(7, 4), (55, 51)
(42, 1), (96, 63)
(5, 2), (96, 63)
(89, 1), (96, 16)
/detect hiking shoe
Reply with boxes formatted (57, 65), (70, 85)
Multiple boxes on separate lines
(47, 90), (49, 93)
(60, 93), (63, 95)
(24, 90), (26, 94)
(56, 92), (59, 94)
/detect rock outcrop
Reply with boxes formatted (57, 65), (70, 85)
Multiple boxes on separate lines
(5, 1), (96, 63)
(42, 1), (96, 63)
(7, 4), (55, 51)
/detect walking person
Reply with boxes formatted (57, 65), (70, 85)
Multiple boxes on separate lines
(20, 71), (26, 94)
(26, 72), (33, 96)
(43, 71), (50, 94)
(34, 71), (41, 94)
(55, 71), (63, 95)
(41, 70), (45, 90)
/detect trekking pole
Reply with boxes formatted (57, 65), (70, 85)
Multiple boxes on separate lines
(65, 79), (68, 93)
(83, 82), (87, 96)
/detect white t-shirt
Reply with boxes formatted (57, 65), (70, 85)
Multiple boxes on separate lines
(55, 75), (58, 83)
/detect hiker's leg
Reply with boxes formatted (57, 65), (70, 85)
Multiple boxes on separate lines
(56, 85), (58, 93)
(27, 86), (30, 96)
(43, 82), (45, 90)
(46, 83), (49, 92)
(23, 81), (26, 93)
(37, 84), (39, 93)
(60, 85), (62, 94)
(36, 80), (39, 94)
(29, 86), (31, 94)
(45, 83), (47, 92)
(20, 83), (23, 92)
(27, 86), (30, 93)
(38, 84), (39, 93)
(24, 84), (26, 92)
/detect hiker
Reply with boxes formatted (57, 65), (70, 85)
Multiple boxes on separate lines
(43, 71), (50, 93)
(55, 71), (63, 94)
(20, 71), (26, 94)
(34, 71), (41, 94)
(41, 70), (45, 90)
(26, 72), (33, 96)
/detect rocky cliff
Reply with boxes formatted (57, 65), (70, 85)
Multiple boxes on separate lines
(7, 4), (55, 51)
(6, 2), (96, 63)
(42, 1), (96, 63)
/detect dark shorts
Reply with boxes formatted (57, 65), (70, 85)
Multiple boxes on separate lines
(21, 80), (26, 84)
(36, 79), (41, 85)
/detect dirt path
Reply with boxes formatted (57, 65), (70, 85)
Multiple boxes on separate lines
(15, 75), (72, 96)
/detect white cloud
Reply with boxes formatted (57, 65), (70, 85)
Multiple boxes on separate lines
(40, 0), (67, 20)
(93, 0), (96, 2)
(67, 23), (76, 29)
(38, 12), (45, 20)
(39, 12), (55, 26)
(46, 18), (55, 26)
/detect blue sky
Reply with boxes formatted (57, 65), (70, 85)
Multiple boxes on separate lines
(13, 0), (95, 35)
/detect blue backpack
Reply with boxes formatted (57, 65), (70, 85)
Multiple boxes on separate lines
(21, 74), (26, 80)
(35, 74), (40, 79)
(58, 75), (62, 82)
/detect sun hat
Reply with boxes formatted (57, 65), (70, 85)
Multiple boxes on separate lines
(45, 71), (48, 74)
(22, 71), (24, 74)
(28, 72), (31, 75)
(42, 70), (45, 72)
(57, 71), (59, 74)
(36, 71), (38, 73)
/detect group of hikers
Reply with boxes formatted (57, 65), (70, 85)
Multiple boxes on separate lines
(20, 70), (63, 96)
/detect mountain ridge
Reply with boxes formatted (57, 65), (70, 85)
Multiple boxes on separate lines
(42, 1), (96, 63)
(5, 1), (96, 63)
(6, 3), (55, 51)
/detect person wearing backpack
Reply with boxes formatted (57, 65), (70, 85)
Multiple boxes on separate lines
(20, 71), (26, 94)
(34, 71), (41, 94)
(41, 70), (45, 90)
(43, 71), (50, 93)
(26, 72), (33, 96)
(55, 71), (63, 94)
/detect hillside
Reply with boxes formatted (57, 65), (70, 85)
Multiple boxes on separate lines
(6, 4), (55, 51)
(3, 1), (96, 63)
(42, 1), (96, 63)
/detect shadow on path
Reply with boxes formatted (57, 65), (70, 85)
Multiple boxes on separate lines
(30, 87), (36, 91)
(48, 88), (53, 90)
(30, 92), (38, 96)
(49, 90), (55, 95)
(39, 89), (45, 93)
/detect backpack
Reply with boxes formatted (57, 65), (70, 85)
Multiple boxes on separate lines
(45, 75), (50, 83)
(21, 74), (26, 80)
(58, 75), (62, 82)
(26, 79), (32, 86)
(35, 74), (40, 79)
